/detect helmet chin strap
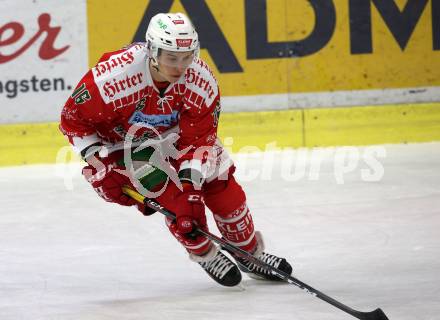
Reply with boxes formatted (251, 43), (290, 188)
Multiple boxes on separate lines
(149, 58), (169, 82)
(149, 56), (159, 70)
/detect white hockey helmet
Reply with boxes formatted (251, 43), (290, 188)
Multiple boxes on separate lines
(146, 13), (200, 62)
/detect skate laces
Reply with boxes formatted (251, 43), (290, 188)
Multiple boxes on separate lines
(200, 252), (235, 279)
(242, 252), (282, 274)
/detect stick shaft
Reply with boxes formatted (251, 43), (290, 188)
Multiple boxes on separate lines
(123, 186), (388, 320)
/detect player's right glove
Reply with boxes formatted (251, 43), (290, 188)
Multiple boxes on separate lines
(165, 182), (210, 256)
(82, 151), (137, 207)
(174, 183), (206, 234)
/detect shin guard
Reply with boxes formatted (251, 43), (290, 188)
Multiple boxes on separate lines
(213, 202), (258, 253)
(204, 173), (258, 253)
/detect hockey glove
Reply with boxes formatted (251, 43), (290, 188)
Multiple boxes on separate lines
(174, 183), (206, 235)
(82, 151), (137, 207)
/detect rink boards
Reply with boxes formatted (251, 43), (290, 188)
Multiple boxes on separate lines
(1, 102), (440, 166)
(1, 0), (439, 165)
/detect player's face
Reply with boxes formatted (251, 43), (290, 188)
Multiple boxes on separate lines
(157, 50), (194, 82)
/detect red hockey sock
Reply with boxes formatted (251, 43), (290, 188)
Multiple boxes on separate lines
(204, 172), (257, 253)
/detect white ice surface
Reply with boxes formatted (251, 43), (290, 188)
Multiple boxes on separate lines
(1, 143), (439, 320)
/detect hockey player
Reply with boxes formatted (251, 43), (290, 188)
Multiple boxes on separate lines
(60, 12), (292, 287)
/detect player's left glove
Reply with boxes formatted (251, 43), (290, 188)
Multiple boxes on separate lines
(82, 151), (137, 207)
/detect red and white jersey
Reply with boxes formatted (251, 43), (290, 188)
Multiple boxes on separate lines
(60, 43), (230, 177)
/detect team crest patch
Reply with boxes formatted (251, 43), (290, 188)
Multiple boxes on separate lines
(71, 83), (91, 105)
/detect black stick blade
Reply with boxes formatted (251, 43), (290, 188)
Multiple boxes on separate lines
(357, 308), (389, 320)
(372, 309), (389, 320)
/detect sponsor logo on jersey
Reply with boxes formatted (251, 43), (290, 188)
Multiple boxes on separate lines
(102, 72), (144, 99)
(186, 67), (215, 99)
(93, 51), (135, 78)
(128, 110), (179, 128)
(71, 83), (91, 105)
(176, 39), (192, 47)
(172, 20), (185, 25)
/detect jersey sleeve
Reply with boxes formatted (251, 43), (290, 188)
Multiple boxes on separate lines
(176, 70), (222, 185)
(59, 70), (108, 157)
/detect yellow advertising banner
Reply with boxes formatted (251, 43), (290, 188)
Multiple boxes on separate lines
(2, 0), (439, 166)
(88, 0), (439, 100)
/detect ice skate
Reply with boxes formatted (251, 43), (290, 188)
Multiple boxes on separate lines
(190, 245), (242, 287)
(229, 232), (292, 281)
(234, 252), (292, 281)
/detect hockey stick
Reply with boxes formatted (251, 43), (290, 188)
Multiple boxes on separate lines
(123, 186), (389, 320)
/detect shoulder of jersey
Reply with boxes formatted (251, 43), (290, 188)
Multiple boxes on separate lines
(92, 43), (148, 81)
(185, 58), (219, 105)
(90, 43), (149, 104)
